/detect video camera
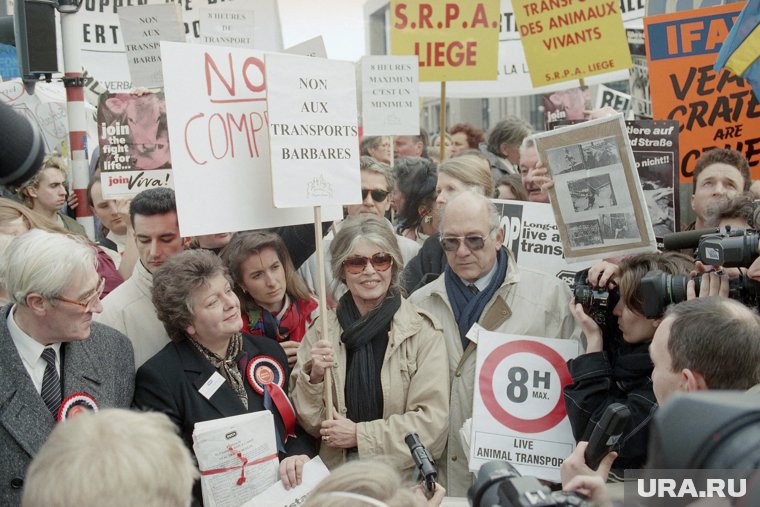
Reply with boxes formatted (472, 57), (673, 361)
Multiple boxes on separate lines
(571, 268), (619, 329)
(468, 461), (591, 507)
(663, 226), (760, 268)
(697, 228), (760, 268)
(640, 269), (760, 318)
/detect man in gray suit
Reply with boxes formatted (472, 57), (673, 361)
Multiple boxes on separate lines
(0, 230), (134, 506)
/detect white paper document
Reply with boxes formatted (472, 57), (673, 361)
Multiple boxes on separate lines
(193, 411), (279, 507)
(243, 456), (331, 507)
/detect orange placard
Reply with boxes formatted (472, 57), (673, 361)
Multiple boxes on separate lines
(645, 2), (760, 182)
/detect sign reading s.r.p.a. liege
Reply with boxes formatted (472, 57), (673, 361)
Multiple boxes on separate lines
(266, 53), (362, 209)
(390, 0), (500, 81)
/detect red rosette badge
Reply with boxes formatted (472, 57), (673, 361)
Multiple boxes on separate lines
(57, 392), (98, 422)
(246, 355), (296, 440)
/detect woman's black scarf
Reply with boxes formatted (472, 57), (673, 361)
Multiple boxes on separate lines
(336, 288), (402, 423)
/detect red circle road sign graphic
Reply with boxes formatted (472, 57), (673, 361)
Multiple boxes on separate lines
(479, 339), (572, 433)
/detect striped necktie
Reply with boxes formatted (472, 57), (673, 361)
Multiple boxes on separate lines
(40, 347), (62, 416)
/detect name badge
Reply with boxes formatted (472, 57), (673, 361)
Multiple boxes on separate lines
(198, 372), (225, 400)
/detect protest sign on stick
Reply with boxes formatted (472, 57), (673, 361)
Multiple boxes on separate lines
(284, 37), (328, 58)
(119, 4), (184, 89)
(645, 3), (760, 182)
(470, 329), (579, 482)
(266, 53), (361, 209)
(160, 42), (340, 237)
(390, 0), (500, 82)
(266, 54), (363, 415)
(360, 55), (420, 136)
(512, 0), (632, 87)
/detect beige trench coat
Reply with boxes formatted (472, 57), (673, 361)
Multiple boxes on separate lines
(290, 297), (450, 471)
(409, 252), (583, 497)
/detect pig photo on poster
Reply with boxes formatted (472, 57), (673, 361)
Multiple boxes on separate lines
(97, 92), (172, 172)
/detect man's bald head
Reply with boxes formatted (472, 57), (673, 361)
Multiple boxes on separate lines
(439, 191), (504, 283)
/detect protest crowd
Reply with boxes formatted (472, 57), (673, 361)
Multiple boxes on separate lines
(1, 0), (760, 506)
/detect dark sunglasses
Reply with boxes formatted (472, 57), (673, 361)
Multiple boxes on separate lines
(343, 252), (394, 274)
(362, 188), (390, 202)
(440, 234), (491, 252)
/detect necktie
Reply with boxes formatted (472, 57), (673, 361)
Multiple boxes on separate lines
(40, 348), (62, 416)
(468, 284), (480, 295)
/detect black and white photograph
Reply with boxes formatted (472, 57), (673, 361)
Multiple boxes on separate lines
(566, 219), (603, 248)
(580, 137), (621, 170)
(547, 144), (587, 174)
(600, 213), (640, 240)
(567, 174), (618, 212)
(533, 114), (656, 262)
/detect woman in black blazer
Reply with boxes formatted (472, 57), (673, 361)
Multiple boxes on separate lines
(133, 250), (315, 504)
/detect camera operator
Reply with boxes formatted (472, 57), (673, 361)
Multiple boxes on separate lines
(561, 297), (760, 492)
(564, 252), (694, 473)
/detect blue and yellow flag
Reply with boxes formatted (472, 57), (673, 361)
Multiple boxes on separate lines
(714, 0), (760, 99)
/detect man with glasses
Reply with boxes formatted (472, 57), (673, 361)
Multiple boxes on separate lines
(410, 191), (580, 496)
(0, 230), (134, 506)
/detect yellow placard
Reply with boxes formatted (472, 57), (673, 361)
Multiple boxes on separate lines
(512, 0), (632, 87)
(390, 0), (500, 82)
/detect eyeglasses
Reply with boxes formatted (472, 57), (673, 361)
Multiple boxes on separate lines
(440, 231), (495, 252)
(343, 252), (394, 274)
(361, 188), (390, 202)
(53, 278), (106, 311)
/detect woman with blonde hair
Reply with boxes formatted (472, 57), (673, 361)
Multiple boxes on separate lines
(222, 231), (318, 367)
(403, 154), (495, 293)
(0, 198), (124, 297)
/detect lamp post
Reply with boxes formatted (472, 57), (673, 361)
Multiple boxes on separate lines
(58, 0), (94, 238)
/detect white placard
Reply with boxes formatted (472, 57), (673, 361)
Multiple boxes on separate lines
(75, 0), (283, 93)
(470, 330), (579, 482)
(199, 8), (256, 49)
(119, 4), (185, 89)
(266, 53), (361, 208)
(284, 36), (328, 58)
(594, 84), (632, 116)
(0, 80), (69, 155)
(160, 42), (341, 237)
(360, 55), (420, 136)
(493, 199), (593, 287)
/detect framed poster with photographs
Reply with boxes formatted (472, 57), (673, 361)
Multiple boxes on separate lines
(533, 114), (656, 262)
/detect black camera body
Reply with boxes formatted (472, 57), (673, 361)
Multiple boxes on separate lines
(697, 228), (760, 268)
(468, 461), (591, 507)
(640, 270), (760, 319)
(571, 269), (619, 328)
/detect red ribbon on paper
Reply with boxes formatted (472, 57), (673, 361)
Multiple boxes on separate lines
(199, 446), (278, 486)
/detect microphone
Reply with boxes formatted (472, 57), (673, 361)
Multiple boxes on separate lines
(0, 100), (45, 186)
(405, 432), (437, 494)
(662, 227), (720, 251)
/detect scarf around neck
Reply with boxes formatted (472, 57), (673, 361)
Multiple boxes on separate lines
(189, 332), (248, 410)
(444, 248), (508, 351)
(336, 288), (401, 423)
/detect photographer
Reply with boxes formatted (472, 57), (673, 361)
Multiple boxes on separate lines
(561, 297), (760, 492)
(564, 252), (694, 472)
